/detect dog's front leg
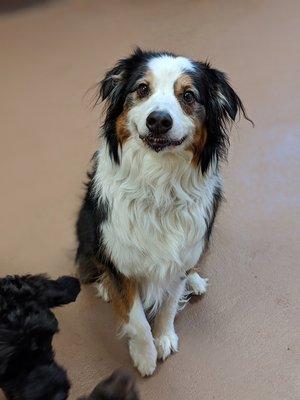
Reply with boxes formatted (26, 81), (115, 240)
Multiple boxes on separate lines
(124, 293), (157, 376)
(109, 277), (157, 377)
(153, 276), (186, 361)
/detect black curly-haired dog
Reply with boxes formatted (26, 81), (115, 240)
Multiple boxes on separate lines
(0, 274), (80, 400)
(0, 274), (140, 400)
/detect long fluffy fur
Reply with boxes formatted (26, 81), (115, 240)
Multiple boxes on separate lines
(76, 48), (250, 376)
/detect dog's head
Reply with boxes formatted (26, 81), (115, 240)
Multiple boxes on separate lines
(0, 274), (81, 309)
(79, 369), (139, 400)
(97, 48), (250, 173)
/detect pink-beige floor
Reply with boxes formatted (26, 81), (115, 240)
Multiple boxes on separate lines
(0, 1), (299, 399)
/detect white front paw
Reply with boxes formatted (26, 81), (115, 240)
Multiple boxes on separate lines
(187, 272), (208, 295)
(154, 330), (179, 361)
(129, 339), (157, 377)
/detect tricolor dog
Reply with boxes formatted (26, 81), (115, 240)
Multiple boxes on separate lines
(76, 48), (249, 376)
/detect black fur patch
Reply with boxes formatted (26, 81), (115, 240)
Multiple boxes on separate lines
(0, 274), (80, 400)
(79, 369), (139, 400)
(204, 184), (223, 244)
(75, 157), (108, 283)
(75, 155), (125, 290)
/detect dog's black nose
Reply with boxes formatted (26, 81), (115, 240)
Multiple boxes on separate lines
(146, 111), (173, 134)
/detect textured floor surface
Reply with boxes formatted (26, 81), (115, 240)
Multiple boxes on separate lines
(0, 0), (299, 399)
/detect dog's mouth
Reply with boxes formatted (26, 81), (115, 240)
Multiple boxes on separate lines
(140, 135), (187, 152)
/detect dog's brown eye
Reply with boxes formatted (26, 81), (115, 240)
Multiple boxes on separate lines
(183, 90), (195, 104)
(137, 83), (150, 98)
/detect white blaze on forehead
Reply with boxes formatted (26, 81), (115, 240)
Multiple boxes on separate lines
(147, 55), (195, 89)
(128, 55), (196, 142)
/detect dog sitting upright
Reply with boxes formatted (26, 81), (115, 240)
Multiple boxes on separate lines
(76, 48), (250, 376)
(0, 274), (80, 400)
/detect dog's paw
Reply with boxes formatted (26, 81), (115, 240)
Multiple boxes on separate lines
(95, 281), (110, 302)
(154, 330), (179, 361)
(187, 272), (208, 295)
(129, 339), (157, 377)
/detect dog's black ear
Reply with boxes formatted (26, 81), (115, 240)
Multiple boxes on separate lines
(206, 66), (246, 122)
(100, 62), (126, 103)
(94, 48), (147, 164)
(94, 59), (128, 165)
(96, 47), (147, 105)
(201, 64), (251, 173)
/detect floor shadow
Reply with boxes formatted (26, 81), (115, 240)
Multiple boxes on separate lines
(0, 0), (59, 14)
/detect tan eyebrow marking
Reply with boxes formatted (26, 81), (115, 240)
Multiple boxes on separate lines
(174, 74), (196, 96)
(135, 69), (154, 89)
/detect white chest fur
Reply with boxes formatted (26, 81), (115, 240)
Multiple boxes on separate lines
(94, 140), (220, 294)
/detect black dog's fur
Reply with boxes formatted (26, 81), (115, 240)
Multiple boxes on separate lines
(79, 369), (139, 400)
(0, 275), (139, 399)
(0, 274), (80, 400)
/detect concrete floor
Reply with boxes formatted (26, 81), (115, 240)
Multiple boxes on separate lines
(0, 0), (299, 399)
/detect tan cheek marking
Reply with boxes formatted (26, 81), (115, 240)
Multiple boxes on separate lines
(188, 123), (208, 167)
(105, 273), (137, 323)
(116, 110), (130, 145)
